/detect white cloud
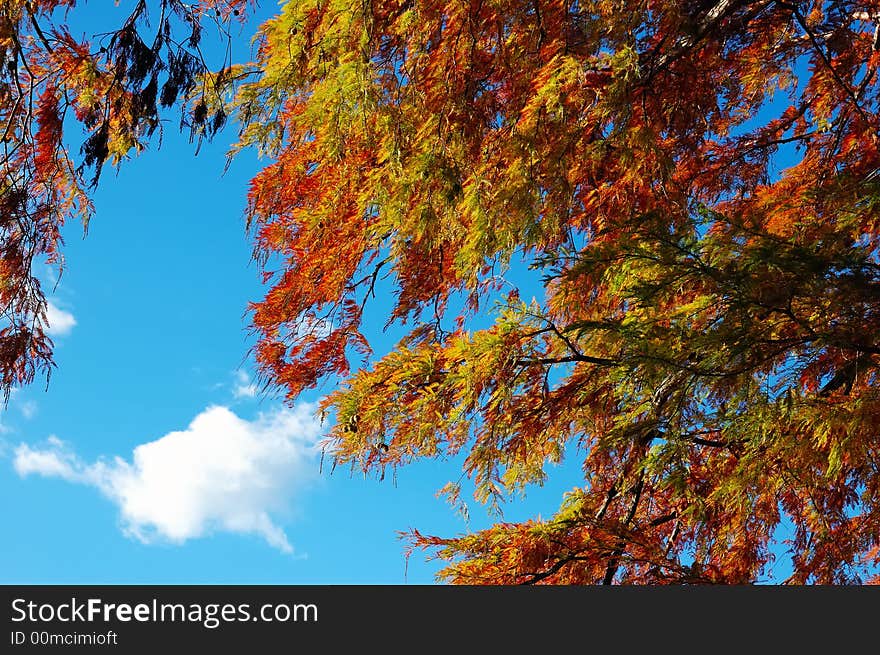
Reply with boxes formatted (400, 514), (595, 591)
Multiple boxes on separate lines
(45, 301), (76, 337)
(13, 404), (322, 553)
(14, 435), (81, 480)
(233, 370), (258, 399)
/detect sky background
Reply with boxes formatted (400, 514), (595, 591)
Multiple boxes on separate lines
(0, 1), (594, 584)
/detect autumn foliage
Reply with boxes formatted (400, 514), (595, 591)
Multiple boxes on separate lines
(7, 1), (880, 584)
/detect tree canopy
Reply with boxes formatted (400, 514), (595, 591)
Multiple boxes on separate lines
(6, 0), (880, 584)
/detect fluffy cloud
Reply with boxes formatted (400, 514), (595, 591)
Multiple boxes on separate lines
(13, 404), (322, 553)
(45, 301), (77, 336)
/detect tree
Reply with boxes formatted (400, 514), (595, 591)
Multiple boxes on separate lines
(0, 0), (242, 396)
(6, 0), (880, 584)
(233, 0), (880, 584)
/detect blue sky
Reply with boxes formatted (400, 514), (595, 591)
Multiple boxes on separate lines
(0, 89), (586, 585)
(0, 2), (591, 584)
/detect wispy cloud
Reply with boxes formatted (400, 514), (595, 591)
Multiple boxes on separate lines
(45, 301), (76, 337)
(14, 435), (78, 479)
(0, 388), (29, 431)
(232, 370), (258, 399)
(19, 400), (37, 420)
(13, 404), (322, 553)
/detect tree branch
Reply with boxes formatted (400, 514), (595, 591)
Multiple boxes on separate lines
(24, 3), (54, 53)
(601, 475), (645, 585)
